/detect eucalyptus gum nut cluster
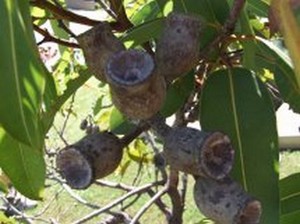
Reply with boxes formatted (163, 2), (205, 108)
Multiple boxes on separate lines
(149, 116), (234, 179)
(105, 49), (166, 120)
(77, 22), (125, 82)
(194, 176), (262, 224)
(56, 131), (123, 189)
(156, 12), (202, 82)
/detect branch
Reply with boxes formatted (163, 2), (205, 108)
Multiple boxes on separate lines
(33, 24), (79, 48)
(167, 170), (183, 224)
(130, 187), (168, 224)
(95, 180), (171, 218)
(120, 122), (150, 146)
(94, 180), (134, 191)
(108, 0), (133, 31)
(31, 0), (100, 26)
(30, 0), (127, 32)
(199, 0), (246, 58)
(72, 180), (165, 224)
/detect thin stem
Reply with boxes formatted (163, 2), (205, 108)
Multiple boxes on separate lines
(120, 122), (150, 146)
(31, 0), (100, 26)
(130, 187), (168, 224)
(34, 24), (79, 48)
(167, 170), (183, 224)
(72, 180), (165, 224)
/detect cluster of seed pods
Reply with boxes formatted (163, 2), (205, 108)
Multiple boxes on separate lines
(56, 12), (262, 224)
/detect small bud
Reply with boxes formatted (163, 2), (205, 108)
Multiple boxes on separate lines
(194, 176), (262, 224)
(56, 131), (123, 189)
(156, 13), (202, 82)
(106, 49), (166, 119)
(77, 22), (125, 82)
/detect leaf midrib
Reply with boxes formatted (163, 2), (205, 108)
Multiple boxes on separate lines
(228, 70), (248, 190)
(8, 1), (32, 146)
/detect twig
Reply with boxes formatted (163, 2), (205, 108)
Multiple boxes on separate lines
(62, 183), (100, 209)
(34, 24), (79, 48)
(167, 170), (183, 224)
(180, 173), (188, 210)
(57, 20), (76, 38)
(60, 93), (76, 136)
(95, 179), (171, 218)
(72, 180), (165, 224)
(95, 0), (118, 20)
(147, 189), (171, 219)
(0, 196), (42, 224)
(199, 0), (246, 58)
(224, 0), (246, 34)
(108, 0), (132, 31)
(120, 122), (150, 146)
(94, 180), (134, 191)
(31, 0), (100, 26)
(34, 187), (64, 218)
(130, 187), (168, 224)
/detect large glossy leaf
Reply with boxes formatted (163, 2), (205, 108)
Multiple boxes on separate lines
(200, 68), (279, 224)
(0, 128), (45, 200)
(280, 173), (300, 216)
(272, 0), (300, 89)
(109, 107), (134, 135)
(130, 0), (161, 25)
(256, 38), (300, 113)
(240, 10), (256, 70)
(0, 0), (45, 148)
(160, 71), (194, 117)
(247, 0), (270, 17)
(121, 18), (164, 48)
(281, 210), (300, 224)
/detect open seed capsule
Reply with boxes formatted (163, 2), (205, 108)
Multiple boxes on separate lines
(194, 176), (262, 224)
(77, 22), (125, 82)
(164, 128), (234, 179)
(156, 13), (202, 82)
(149, 115), (234, 179)
(106, 49), (166, 120)
(56, 131), (123, 189)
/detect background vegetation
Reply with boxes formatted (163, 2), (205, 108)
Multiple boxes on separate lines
(1, 0), (300, 223)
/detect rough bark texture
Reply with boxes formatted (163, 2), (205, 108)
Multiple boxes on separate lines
(56, 131), (123, 189)
(77, 22), (125, 82)
(156, 12), (202, 82)
(194, 176), (262, 224)
(106, 50), (166, 119)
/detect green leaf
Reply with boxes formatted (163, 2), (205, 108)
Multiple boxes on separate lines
(281, 210), (300, 224)
(280, 173), (300, 216)
(50, 19), (69, 55)
(0, 212), (16, 224)
(109, 107), (135, 135)
(256, 38), (300, 113)
(130, 0), (161, 25)
(42, 69), (91, 132)
(247, 0), (270, 17)
(121, 18), (164, 48)
(160, 71), (194, 117)
(0, 128), (45, 200)
(272, 0), (300, 89)
(200, 68), (279, 224)
(240, 10), (256, 69)
(172, 0), (229, 24)
(0, 0), (45, 148)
